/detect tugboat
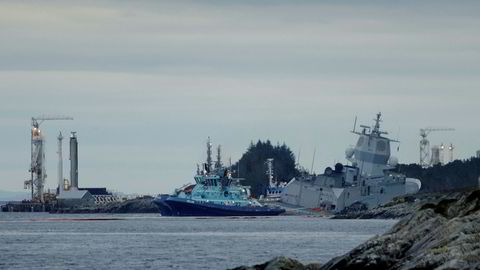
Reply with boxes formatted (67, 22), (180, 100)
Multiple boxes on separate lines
(154, 138), (286, 216)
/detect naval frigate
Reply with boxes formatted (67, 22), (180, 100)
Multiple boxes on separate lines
(281, 113), (421, 212)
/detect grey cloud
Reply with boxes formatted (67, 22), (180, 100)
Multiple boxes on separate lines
(1, 1), (479, 193)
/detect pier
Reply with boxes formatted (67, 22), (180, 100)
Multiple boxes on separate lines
(1, 201), (55, 212)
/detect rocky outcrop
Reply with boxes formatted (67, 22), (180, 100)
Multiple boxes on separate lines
(233, 190), (480, 270)
(332, 192), (466, 219)
(322, 190), (480, 269)
(51, 197), (160, 214)
(104, 197), (159, 213)
(230, 256), (321, 270)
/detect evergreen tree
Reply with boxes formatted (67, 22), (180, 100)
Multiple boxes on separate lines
(231, 140), (299, 197)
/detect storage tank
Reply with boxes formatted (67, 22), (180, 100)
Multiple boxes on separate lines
(431, 146), (441, 166)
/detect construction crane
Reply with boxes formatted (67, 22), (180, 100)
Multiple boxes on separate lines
(419, 127), (455, 168)
(26, 115), (73, 203)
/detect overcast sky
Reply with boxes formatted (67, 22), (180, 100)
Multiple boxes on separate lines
(1, 1), (479, 194)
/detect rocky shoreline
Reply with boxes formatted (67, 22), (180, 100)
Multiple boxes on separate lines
(332, 191), (467, 219)
(232, 189), (480, 270)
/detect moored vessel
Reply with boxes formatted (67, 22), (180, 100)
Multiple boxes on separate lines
(154, 138), (285, 216)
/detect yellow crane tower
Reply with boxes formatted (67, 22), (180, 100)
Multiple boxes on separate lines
(26, 115), (73, 203)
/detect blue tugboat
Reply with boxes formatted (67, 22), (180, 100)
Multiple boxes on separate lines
(154, 138), (285, 216)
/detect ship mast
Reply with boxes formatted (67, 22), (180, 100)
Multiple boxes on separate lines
(266, 158), (274, 188)
(206, 137), (213, 173)
(372, 112), (392, 138)
(215, 145), (222, 169)
(373, 112), (382, 135)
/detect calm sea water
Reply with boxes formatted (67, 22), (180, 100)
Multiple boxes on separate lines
(0, 213), (396, 269)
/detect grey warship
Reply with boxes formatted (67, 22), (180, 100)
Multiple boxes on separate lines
(281, 113), (421, 212)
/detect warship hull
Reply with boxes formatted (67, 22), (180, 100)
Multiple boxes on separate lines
(281, 177), (412, 212)
(154, 196), (285, 216)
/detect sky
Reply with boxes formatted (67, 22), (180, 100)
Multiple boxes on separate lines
(1, 1), (479, 194)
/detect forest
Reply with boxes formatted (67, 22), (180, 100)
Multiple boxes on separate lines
(231, 140), (300, 197)
(399, 157), (480, 193)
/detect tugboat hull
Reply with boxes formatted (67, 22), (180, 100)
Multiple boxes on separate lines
(153, 196), (285, 216)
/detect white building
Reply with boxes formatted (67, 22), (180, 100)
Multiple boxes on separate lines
(56, 190), (95, 208)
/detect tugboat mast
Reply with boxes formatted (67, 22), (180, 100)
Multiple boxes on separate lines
(215, 145), (222, 169)
(206, 137), (213, 173)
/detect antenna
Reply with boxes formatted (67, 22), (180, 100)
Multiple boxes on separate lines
(237, 161), (240, 178)
(310, 147), (316, 174)
(352, 116), (357, 133)
(396, 127), (401, 152)
(215, 145), (222, 169)
(206, 137), (213, 173)
(296, 147), (301, 168)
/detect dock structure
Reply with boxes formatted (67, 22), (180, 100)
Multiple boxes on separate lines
(1, 201), (54, 212)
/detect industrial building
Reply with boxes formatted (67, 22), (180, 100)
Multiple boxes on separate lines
(79, 188), (121, 206)
(431, 145), (441, 166)
(7, 117), (137, 212)
(56, 190), (95, 208)
(56, 132), (95, 208)
(55, 132), (120, 208)
(419, 127), (455, 167)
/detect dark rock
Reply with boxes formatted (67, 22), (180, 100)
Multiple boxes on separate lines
(102, 198), (159, 213)
(229, 256), (321, 270)
(321, 190), (480, 270)
(332, 191), (471, 219)
(51, 198), (160, 214)
(233, 190), (480, 270)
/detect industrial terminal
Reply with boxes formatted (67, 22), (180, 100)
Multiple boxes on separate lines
(1, 116), (121, 212)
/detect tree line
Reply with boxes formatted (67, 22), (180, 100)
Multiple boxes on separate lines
(399, 157), (480, 193)
(230, 140), (299, 197)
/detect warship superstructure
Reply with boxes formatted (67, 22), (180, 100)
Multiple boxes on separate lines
(281, 113), (421, 212)
(154, 138), (285, 216)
